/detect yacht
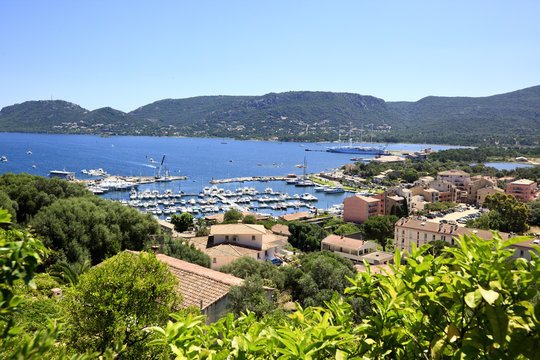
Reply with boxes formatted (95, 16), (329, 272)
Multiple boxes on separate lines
(1, 156), (7, 162)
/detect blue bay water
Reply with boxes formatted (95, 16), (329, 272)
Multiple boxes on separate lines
(0, 133), (465, 215)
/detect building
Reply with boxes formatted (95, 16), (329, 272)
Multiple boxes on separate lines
(476, 186), (504, 205)
(373, 192), (405, 215)
(394, 218), (538, 261)
(188, 224), (287, 270)
(414, 176), (435, 186)
(437, 169), (470, 191)
(467, 175), (498, 204)
(153, 252), (273, 323)
(343, 195), (383, 223)
(320, 234), (380, 264)
(505, 179), (537, 202)
(278, 211), (311, 222)
(429, 179), (460, 203)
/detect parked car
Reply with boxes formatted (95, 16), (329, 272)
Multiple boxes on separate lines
(268, 257), (283, 265)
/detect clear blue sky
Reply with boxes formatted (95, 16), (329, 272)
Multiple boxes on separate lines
(1, 1), (539, 112)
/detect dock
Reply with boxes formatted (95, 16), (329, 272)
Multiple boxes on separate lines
(209, 175), (291, 184)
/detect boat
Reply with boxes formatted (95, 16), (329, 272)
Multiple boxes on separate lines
(49, 170), (75, 181)
(326, 124), (389, 155)
(1, 156), (7, 162)
(294, 156), (315, 187)
(324, 187), (345, 193)
(314, 185), (328, 192)
(26, 150), (32, 155)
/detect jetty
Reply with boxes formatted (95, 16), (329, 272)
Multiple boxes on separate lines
(209, 175), (290, 184)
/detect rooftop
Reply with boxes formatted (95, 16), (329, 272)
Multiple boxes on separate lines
(348, 194), (380, 203)
(396, 218), (510, 240)
(509, 179), (535, 186)
(322, 234), (377, 250)
(210, 224), (267, 236)
(279, 211), (311, 222)
(438, 169), (470, 176)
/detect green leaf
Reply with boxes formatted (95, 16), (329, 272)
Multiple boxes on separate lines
(478, 286), (499, 305)
(485, 305), (508, 346)
(431, 337), (446, 360)
(465, 290), (482, 309)
(447, 323), (460, 343)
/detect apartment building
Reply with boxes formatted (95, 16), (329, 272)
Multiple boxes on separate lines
(437, 169), (470, 191)
(505, 179), (537, 202)
(343, 194), (383, 223)
(394, 218), (538, 261)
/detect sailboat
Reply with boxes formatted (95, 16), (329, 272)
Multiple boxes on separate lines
(294, 156), (315, 187)
(155, 155), (172, 182)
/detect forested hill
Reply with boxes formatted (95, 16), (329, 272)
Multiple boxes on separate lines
(1, 86), (539, 145)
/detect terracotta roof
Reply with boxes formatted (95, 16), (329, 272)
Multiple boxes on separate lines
(271, 224), (291, 236)
(279, 211), (311, 222)
(322, 234), (377, 250)
(512, 238), (540, 250)
(210, 224), (267, 235)
(126, 251), (243, 310)
(347, 194), (380, 203)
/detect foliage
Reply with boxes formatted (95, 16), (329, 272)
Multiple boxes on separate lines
(287, 222), (327, 252)
(64, 251), (181, 358)
(171, 212), (194, 232)
(483, 192), (530, 233)
(227, 276), (276, 318)
(528, 199), (540, 227)
(48, 259), (91, 286)
(400, 168), (419, 183)
(223, 209), (243, 223)
(333, 223), (360, 236)
(428, 239), (455, 257)
(242, 214), (258, 224)
(162, 236), (211, 268)
(360, 215), (399, 250)
(347, 232), (540, 359)
(0, 209), (47, 338)
(425, 201), (458, 213)
(29, 196), (159, 265)
(219, 257), (285, 289)
(290, 251), (357, 308)
(0, 173), (89, 224)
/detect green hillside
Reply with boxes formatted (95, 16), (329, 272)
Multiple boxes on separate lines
(1, 86), (539, 145)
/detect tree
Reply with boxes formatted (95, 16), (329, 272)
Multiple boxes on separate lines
(226, 276), (275, 318)
(48, 259), (91, 285)
(29, 197), (159, 265)
(220, 256), (285, 289)
(528, 199), (540, 226)
(242, 214), (257, 224)
(483, 192), (530, 233)
(65, 251), (181, 358)
(223, 209), (243, 223)
(360, 215), (399, 250)
(333, 223), (360, 236)
(161, 236), (211, 268)
(170, 212), (194, 232)
(287, 222), (327, 252)
(400, 169), (419, 183)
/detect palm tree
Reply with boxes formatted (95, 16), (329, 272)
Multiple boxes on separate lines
(48, 259), (91, 286)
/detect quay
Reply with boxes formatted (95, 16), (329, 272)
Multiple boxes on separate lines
(210, 175), (291, 184)
(78, 175), (188, 185)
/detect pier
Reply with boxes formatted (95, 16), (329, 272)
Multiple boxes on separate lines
(209, 175), (291, 184)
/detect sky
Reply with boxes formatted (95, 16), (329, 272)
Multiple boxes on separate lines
(1, 0), (539, 112)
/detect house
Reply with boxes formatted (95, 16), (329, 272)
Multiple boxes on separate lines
(437, 169), (470, 191)
(320, 234), (380, 263)
(153, 253), (274, 323)
(429, 179), (461, 202)
(505, 179), (537, 202)
(343, 195), (383, 223)
(476, 186), (504, 204)
(188, 224), (287, 270)
(394, 218), (538, 261)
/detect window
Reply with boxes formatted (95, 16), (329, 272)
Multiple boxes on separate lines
(252, 235), (255, 241)
(432, 235), (435, 241)
(233, 236), (238, 242)
(225, 235), (229, 241)
(265, 250), (268, 256)
(212, 258), (216, 263)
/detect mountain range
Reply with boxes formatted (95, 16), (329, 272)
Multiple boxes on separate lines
(1, 85), (539, 146)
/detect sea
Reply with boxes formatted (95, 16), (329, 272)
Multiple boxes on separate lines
(0, 132), (466, 217)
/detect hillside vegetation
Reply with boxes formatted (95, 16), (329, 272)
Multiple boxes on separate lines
(1, 86), (540, 145)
